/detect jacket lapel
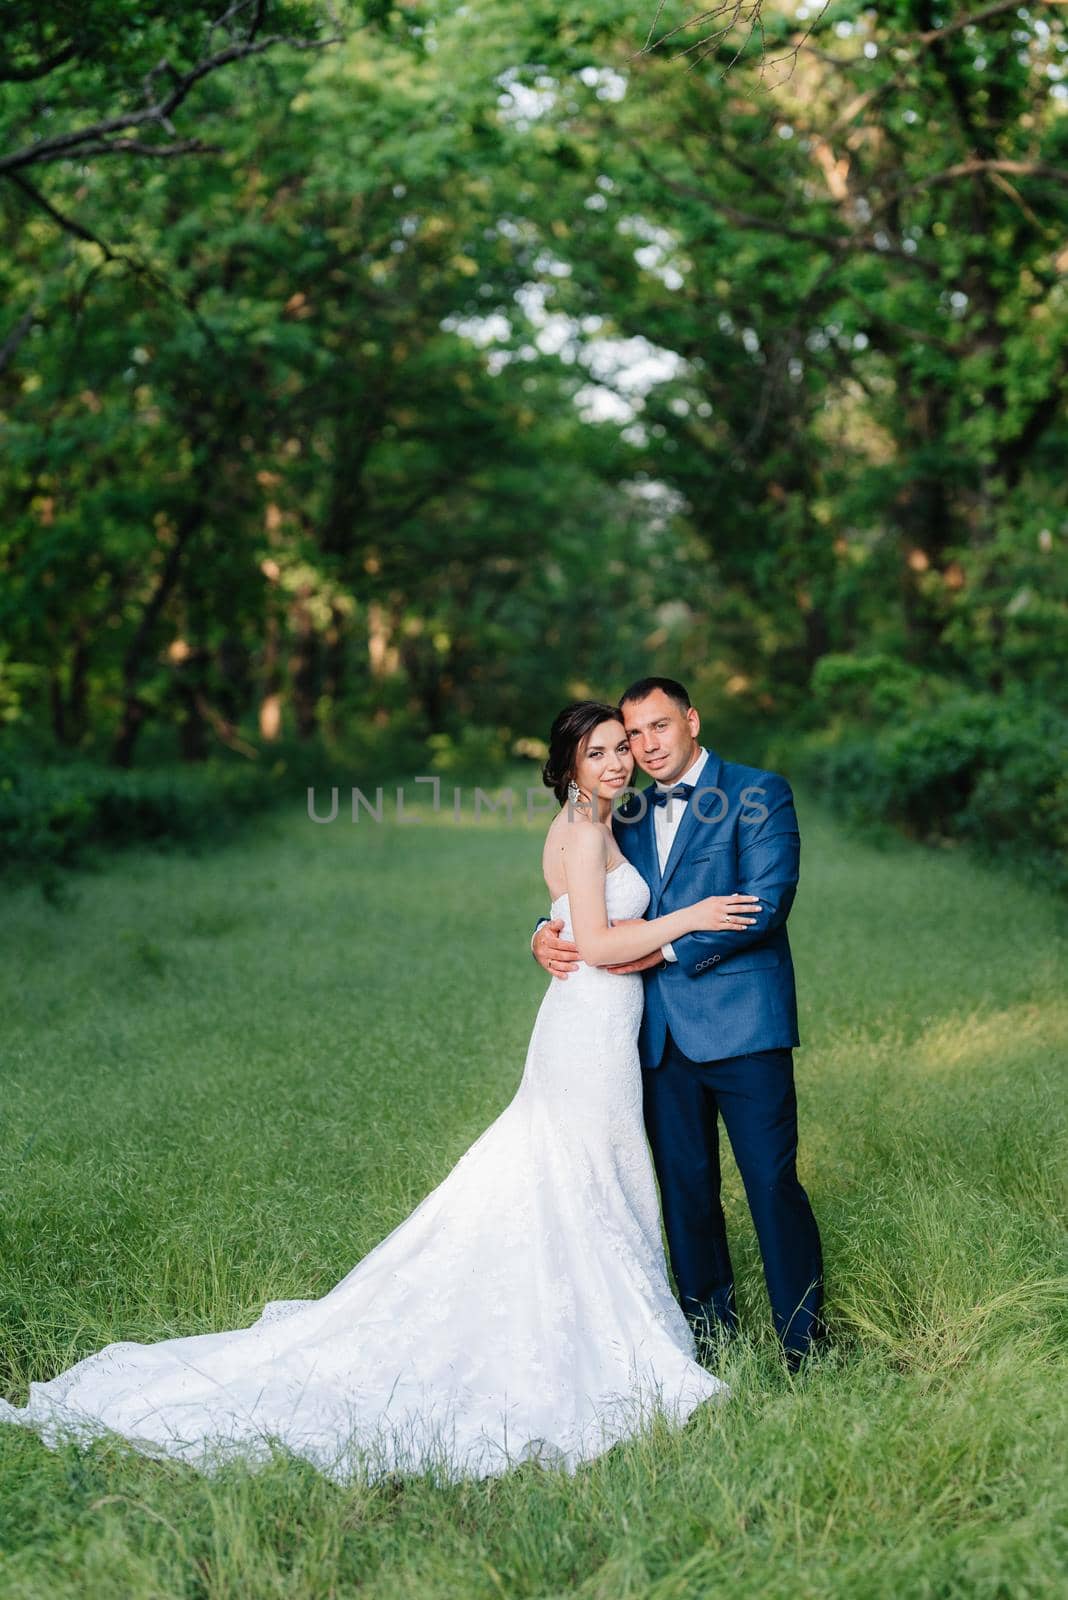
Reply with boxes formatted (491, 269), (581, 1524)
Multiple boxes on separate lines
(613, 783), (659, 891)
(658, 749), (723, 897)
(634, 782), (661, 892)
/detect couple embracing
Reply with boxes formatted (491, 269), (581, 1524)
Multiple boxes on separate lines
(1, 678), (824, 1484)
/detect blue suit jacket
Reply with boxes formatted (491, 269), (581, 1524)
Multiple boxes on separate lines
(613, 749), (801, 1068)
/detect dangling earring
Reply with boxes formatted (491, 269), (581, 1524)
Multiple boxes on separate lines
(567, 779), (581, 805)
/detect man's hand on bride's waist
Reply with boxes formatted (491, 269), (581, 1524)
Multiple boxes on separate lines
(533, 917), (581, 980)
(534, 917), (669, 979)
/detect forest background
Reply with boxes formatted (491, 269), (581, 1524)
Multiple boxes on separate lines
(1, 0), (1066, 886)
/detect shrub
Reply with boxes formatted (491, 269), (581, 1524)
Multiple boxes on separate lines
(787, 666), (1068, 891)
(808, 652), (948, 723)
(0, 753), (272, 883)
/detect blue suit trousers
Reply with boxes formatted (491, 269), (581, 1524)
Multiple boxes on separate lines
(642, 1032), (824, 1359)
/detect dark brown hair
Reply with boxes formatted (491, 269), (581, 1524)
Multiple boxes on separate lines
(542, 700), (626, 804)
(618, 675), (691, 714)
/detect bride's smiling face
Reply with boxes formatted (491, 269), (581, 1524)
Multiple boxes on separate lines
(573, 718), (634, 800)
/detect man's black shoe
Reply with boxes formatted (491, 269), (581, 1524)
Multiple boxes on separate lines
(687, 1318), (737, 1369)
(784, 1325), (830, 1373)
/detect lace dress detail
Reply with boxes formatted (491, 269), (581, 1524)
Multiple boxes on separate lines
(0, 859), (727, 1483)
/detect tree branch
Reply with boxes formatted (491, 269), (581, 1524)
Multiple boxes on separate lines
(637, 0), (832, 79)
(7, 172), (115, 252)
(0, 305), (36, 375)
(6, 172), (221, 349)
(897, 158), (1068, 195)
(0, 9), (341, 177)
(625, 140), (942, 278)
(912, 0), (1066, 47)
(0, 42), (78, 84)
(71, 138), (224, 160)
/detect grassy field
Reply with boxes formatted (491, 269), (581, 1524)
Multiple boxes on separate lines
(1, 778), (1065, 1599)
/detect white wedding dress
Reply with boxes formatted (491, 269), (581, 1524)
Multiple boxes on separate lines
(0, 858), (727, 1483)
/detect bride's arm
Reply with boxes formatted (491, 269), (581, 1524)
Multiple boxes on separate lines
(562, 823), (759, 967)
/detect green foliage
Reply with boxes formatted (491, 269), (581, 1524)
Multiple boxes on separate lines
(1, 0), (1065, 873)
(789, 670), (1068, 891)
(808, 652), (946, 722)
(425, 725), (510, 775)
(0, 750), (272, 880)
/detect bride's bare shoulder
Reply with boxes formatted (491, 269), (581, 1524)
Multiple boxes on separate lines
(546, 810), (605, 866)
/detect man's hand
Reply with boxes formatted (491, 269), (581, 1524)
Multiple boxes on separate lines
(533, 918), (580, 980)
(603, 950), (666, 975)
(603, 918), (667, 975)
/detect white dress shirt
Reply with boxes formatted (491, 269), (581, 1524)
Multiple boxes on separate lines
(655, 746), (709, 963)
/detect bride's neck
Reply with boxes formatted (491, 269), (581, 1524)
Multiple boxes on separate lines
(566, 797), (612, 825)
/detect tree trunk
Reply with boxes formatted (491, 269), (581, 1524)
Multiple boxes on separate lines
(111, 511), (196, 767)
(321, 599), (349, 737)
(288, 584), (319, 740)
(67, 630), (90, 745)
(259, 606), (283, 740)
(49, 668), (66, 744)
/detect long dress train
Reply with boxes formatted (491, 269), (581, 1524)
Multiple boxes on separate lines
(0, 859), (727, 1482)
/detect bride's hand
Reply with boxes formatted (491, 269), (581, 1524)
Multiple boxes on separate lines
(690, 892), (763, 932)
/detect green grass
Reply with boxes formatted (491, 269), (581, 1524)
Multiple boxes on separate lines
(1, 780), (1065, 1598)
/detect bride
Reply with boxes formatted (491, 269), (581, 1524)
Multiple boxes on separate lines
(0, 701), (761, 1484)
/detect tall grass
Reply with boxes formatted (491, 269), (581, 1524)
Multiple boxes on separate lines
(1, 782), (1065, 1597)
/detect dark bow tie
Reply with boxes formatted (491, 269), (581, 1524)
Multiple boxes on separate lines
(650, 782), (695, 808)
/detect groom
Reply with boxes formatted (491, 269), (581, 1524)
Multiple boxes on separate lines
(532, 677), (825, 1370)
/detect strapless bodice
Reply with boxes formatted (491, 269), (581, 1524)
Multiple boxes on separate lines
(548, 856), (650, 938)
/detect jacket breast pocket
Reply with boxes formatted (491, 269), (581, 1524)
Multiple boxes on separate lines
(689, 844), (736, 892)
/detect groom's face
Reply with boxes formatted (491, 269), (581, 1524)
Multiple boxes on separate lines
(621, 690), (701, 786)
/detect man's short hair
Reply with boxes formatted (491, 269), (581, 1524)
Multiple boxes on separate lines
(618, 676), (692, 715)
